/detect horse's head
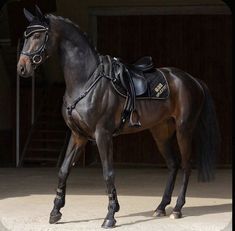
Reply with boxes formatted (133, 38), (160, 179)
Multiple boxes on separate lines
(17, 5), (51, 77)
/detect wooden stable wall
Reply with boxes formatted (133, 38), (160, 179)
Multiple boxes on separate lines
(95, 14), (232, 167)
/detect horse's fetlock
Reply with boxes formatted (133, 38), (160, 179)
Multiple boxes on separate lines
(108, 200), (120, 212)
(163, 198), (171, 205)
(54, 196), (65, 208)
(176, 197), (185, 207)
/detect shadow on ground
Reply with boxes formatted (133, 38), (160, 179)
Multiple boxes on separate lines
(55, 203), (231, 228)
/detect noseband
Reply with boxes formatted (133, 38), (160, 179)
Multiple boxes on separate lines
(21, 25), (49, 65)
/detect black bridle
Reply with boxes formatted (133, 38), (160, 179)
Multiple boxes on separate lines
(21, 24), (49, 65)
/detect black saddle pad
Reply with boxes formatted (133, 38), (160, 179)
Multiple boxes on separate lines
(112, 69), (170, 100)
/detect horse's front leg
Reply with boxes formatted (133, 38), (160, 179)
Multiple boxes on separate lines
(49, 133), (87, 224)
(95, 128), (120, 228)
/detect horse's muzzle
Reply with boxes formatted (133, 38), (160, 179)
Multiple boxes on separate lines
(17, 55), (34, 77)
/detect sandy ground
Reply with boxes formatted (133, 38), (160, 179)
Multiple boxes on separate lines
(0, 167), (232, 231)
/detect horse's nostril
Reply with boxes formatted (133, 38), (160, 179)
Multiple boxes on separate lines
(20, 65), (25, 74)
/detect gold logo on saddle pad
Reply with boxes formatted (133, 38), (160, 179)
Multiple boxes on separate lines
(154, 83), (167, 97)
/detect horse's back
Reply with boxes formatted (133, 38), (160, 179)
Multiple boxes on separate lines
(158, 66), (204, 99)
(158, 67), (205, 121)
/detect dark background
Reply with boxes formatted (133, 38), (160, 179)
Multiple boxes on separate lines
(0, 0), (232, 167)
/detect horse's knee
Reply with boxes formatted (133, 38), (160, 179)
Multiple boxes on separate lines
(103, 170), (115, 183)
(58, 168), (69, 181)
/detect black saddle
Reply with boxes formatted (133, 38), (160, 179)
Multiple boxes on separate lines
(127, 56), (154, 96)
(132, 56), (154, 72)
(114, 56), (154, 96)
(112, 56), (155, 127)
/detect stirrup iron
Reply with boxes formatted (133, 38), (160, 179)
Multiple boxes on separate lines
(129, 110), (141, 127)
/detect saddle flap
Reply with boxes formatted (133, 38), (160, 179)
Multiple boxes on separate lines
(129, 70), (148, 95)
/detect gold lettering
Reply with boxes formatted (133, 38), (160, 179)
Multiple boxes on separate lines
(156, 85), (166, 97)
(154, 83), (163, 93)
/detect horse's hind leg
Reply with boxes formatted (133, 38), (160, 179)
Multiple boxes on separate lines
(170, 121), (193, 219)
(150, 122), (179, 217)
(49, 133), (87, 224)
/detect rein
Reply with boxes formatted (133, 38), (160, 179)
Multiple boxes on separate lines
(21, 25), (49, 65)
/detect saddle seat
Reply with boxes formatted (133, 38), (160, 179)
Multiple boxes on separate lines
(132, 56), (154, 72)
(126, 56), (154, 96)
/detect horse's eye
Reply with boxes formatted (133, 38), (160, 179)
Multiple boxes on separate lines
(34, 33), (41, 39)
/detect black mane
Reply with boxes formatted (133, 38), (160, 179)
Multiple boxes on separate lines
(46, 14), (99, 57)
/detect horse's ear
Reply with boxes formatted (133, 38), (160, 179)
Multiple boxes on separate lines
(35, 5), (44, 19)
(23, 8), (34, 22)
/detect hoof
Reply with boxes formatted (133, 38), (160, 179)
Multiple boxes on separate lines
(170, 211), (182, 219)
(49, 212), (62, 224)
(101, 219), (116, 229)
(153, 209), (166, 217)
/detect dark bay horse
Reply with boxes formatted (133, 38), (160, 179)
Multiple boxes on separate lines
(17, 6), (220, 229)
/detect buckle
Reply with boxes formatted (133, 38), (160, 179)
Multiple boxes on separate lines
(32, 55), (42, 64)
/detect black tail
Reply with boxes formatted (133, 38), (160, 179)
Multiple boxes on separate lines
(195, 81), (221, 182)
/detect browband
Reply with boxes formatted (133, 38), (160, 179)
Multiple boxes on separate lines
(24, 25), (48, 38)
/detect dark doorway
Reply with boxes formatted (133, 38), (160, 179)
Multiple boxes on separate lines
(96, 14), (232, 166)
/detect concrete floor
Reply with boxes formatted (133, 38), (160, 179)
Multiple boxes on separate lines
(0, 167), (232, 231)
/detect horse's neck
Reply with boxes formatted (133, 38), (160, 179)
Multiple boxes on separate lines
(52, 18), (98, 99)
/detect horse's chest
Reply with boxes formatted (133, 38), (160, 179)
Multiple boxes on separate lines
(62, 102), (96, 138)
